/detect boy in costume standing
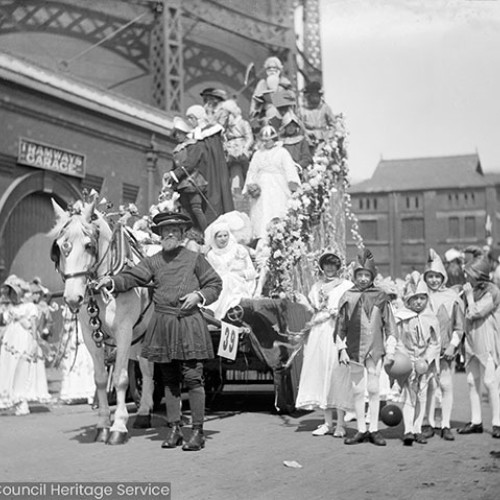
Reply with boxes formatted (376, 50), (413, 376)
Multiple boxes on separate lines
(336, 249), (397, 446)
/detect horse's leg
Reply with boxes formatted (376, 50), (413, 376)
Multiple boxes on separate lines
(81, 324), (111, 442)
(107, 320), (133, 445)
(132, 289), (155, 429)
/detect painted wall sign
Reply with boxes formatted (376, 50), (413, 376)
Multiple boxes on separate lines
(17, 138), (86, 178)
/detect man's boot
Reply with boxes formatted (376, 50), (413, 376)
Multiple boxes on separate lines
(161, 423), (183, 449)
(182, 426), (205, 451)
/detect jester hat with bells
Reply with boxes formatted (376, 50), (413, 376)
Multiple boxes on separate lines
(423, 248), (448, 288)
(353, 248), (377, 282)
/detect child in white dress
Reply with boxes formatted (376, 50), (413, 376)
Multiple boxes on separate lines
(295, 251), (353, 437)
(0, 276), (51, 415)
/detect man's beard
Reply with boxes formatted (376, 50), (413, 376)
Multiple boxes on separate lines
(266, 73), (280, 92)
(162, 237), (181, 252)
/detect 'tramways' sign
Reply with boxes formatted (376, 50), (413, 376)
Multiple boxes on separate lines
(18, 138), (86, 178)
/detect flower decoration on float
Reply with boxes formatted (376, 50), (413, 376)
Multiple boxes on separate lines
(265, 113), (364, 298)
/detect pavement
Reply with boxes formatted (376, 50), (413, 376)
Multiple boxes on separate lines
(0, 370), (499, 500)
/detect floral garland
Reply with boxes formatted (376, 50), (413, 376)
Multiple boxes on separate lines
(265, 113), (364, 298)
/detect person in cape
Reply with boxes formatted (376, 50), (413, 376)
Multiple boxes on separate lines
(421, 249), (465, 441)
(295, 251), (354, 437)
(96, 212), (222, 451)
(335, 249), (398, 446)
(391, 272), (441, 446)
(242, 125), (300, 241)
(0, 275), (52, 416)
(457, 253), (500, 439)
(184, 105), (234, 225)
(167, 116), (209, 232)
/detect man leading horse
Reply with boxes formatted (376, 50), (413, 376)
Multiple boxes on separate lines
(97, 211), (222, 451)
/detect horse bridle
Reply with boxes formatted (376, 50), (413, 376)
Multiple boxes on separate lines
(50, 220), (103, 283)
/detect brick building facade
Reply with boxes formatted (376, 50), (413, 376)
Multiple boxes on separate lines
(346, 154), (500, 277)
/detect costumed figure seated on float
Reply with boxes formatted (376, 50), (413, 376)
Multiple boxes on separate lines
(250, 56), (294, 131)
(242, 125), (300, 241)
(184, 105), (234, 226)
(279, 112), (313, 175)
(200, 87), (228, 127)
(220, 99), (254, 194)
(0, 275), (52, 416)
(131, 215), (162, 256)
(390, 271), (441, 446)
(295, 251), (354, 438)
(165, 115), (209, 233)
(299, 80), (336, 149)
(204, 219), (257, 321)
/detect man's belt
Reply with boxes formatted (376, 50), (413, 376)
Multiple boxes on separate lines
(155, 304), (199, 318)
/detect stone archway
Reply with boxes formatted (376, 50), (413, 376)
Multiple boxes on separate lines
(0, 170), (81, 287)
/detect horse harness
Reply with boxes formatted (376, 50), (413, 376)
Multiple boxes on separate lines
(51, 216), (152, 348)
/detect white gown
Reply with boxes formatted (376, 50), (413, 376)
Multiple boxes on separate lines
(59, 312), (96, 403)
(206, 243), (257, 320)
(295, 278), (354, 411)
(0, 302), (51, 409)
(243, 144), (300, 240)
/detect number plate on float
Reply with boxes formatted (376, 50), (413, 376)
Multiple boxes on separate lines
(217, 321), (241, 361)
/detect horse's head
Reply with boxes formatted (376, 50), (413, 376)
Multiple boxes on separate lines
(50, 198), (109, 312)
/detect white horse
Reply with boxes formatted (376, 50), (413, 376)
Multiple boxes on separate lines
(49, 198), (155, 445)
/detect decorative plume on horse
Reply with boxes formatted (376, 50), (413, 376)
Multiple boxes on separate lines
(49, 190), (155, 444)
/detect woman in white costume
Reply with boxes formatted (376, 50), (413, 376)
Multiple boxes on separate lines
(295, 251), (354, 437)
(0, 276), (51, 415)
(205, 220), (257, 320)
(243, 125), (300, 240)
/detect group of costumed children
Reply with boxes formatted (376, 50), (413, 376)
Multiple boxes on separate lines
(296, 246), (500, 446)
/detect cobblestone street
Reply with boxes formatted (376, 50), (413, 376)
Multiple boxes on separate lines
(0, 370), (499, 500)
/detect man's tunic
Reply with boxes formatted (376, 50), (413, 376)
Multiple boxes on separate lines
(113, 246), (222, 363)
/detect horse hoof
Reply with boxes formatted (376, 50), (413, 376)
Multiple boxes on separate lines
(94, 427), (110, 443)
(133, 414), (152, 429)
(106, 431), (128, 445)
